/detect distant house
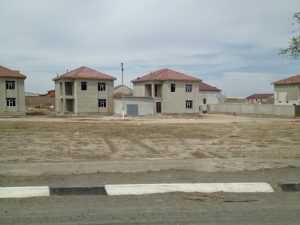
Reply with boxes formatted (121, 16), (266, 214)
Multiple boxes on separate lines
(199, 82), (222, 105)
(53, 66), (116, 115)
(245, 94), (274, 104)
(114, 85), (133, 96)
(224, 97), (245, 104)
(131, 68), (201, 114)
(26, 90), (55, 108)
(40, 90), (55, 97)
(25, 92), (40, 97)
(273, 74), (300, 105)
(0, 65), (26, 115)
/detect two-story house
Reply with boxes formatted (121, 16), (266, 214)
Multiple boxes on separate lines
(131, 69), (201, 113)
(0, 65), (26, 115)
(273, 74), (300, 105)
(53, 66), (116, 115)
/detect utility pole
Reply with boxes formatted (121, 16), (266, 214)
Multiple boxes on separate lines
(121, 63), (124, 119)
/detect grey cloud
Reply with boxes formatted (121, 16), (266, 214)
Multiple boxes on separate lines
(0, 0), (299, 95)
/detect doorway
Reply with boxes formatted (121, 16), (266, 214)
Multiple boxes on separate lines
(156, 102), (161, 113)
(66, 99), (74, 112)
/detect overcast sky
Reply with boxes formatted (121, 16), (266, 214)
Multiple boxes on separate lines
(0, 0), (299, 97)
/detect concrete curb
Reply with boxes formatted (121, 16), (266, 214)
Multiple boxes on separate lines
(0, 186), (50, 198)
(0, 182), (275, 198)
(105, 183), (274, 195)
(49, 187), (107, 195)
(279, 182), (300, 192)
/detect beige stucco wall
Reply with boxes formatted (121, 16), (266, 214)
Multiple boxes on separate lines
(210, 103), (297, 117)
(161, 81), (199, 113)
(0, 77), (26, 115)
(274, 84), (300, 105)
(55, 79), (114, 115)
(114, 97), (154, 116)
(133, 83), (147, 97)
(133, 80), (200, 113)
(199, 91), (222, 105)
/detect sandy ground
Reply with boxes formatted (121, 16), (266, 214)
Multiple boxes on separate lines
(0, 114), (299, 162)
(1, 114), (299, 225)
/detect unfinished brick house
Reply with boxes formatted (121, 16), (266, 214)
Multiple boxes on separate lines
(0, 65), (26, 115)
(131, 69), (201, 114)
(53, 66), (116, 115)
(273, 74), (300, 105)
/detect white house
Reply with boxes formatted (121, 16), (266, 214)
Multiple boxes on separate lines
(199, 82), (222, 105)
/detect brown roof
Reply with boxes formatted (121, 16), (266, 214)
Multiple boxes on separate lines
(199, 82), (221, 92)
(0, 65), (26, 79)
(114, 84), (133, 91)
(246, 94), (274, 100)
(131, 69), (201, 83)
(53, 66), (116, 81)
(273, 74), (300, 85)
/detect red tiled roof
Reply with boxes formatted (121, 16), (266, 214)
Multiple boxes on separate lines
(53, 66), (116, 81)
(199, 82), (221, 92)
(273, 74), (300, 85)
(246, 94), (274, 100)
(0, 65), (26, 79)
(131, 69), (201, 83)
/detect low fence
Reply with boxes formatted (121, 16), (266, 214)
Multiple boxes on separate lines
(209, 103), (300, 117)
(25, 96), (55, 108)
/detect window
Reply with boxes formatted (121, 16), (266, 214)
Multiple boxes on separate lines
(81, 82), (87, 90)
(98, 99), (107, 108)
(171, 83), (176, 92)
(186, 84), (192, 92)
(6, 98), (16, 107)
(203, 98), (207, 104)
(98, 82), (106, 91)
(6, 81), (15, 89)
(186, 100), (193, 109)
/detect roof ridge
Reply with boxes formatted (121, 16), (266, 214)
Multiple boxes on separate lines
(131, 68), (201, 83)
(75, 66), (86, 79)
(273, 73), (300, 84)
(53, 66), (116, 81)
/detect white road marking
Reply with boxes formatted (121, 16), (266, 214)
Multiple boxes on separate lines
(105, 183), (274, 195)
(0, 186), (50, 198)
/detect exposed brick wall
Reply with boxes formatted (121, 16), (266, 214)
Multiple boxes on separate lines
(25, 96), (55, 108)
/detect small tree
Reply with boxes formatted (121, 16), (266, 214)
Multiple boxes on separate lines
(280, 12), (300, 59)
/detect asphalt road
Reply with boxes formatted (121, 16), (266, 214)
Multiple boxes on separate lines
(1, 167), (300, 224)
(0, 192), (299, 225)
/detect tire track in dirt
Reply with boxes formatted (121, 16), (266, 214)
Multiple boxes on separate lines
(128, 138), (162, 157)
(102, 138), (119, 155)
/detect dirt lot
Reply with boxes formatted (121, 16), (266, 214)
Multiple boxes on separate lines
(0, 114), (299, 162)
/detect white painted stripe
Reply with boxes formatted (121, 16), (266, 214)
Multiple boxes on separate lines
(0, 186), (50, 198)
(105, 183), (274, 195)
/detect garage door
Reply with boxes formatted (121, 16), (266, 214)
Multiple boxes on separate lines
(127, 104), (138, 117)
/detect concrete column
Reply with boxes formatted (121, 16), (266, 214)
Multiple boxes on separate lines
(62, 98), (66, 114)
(74, 80), (77, 114)
(62, 81), (65, 97)
(151, 83), (155, 98)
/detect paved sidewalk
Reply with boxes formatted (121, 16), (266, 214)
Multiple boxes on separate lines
(0, 158), (299, 176)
